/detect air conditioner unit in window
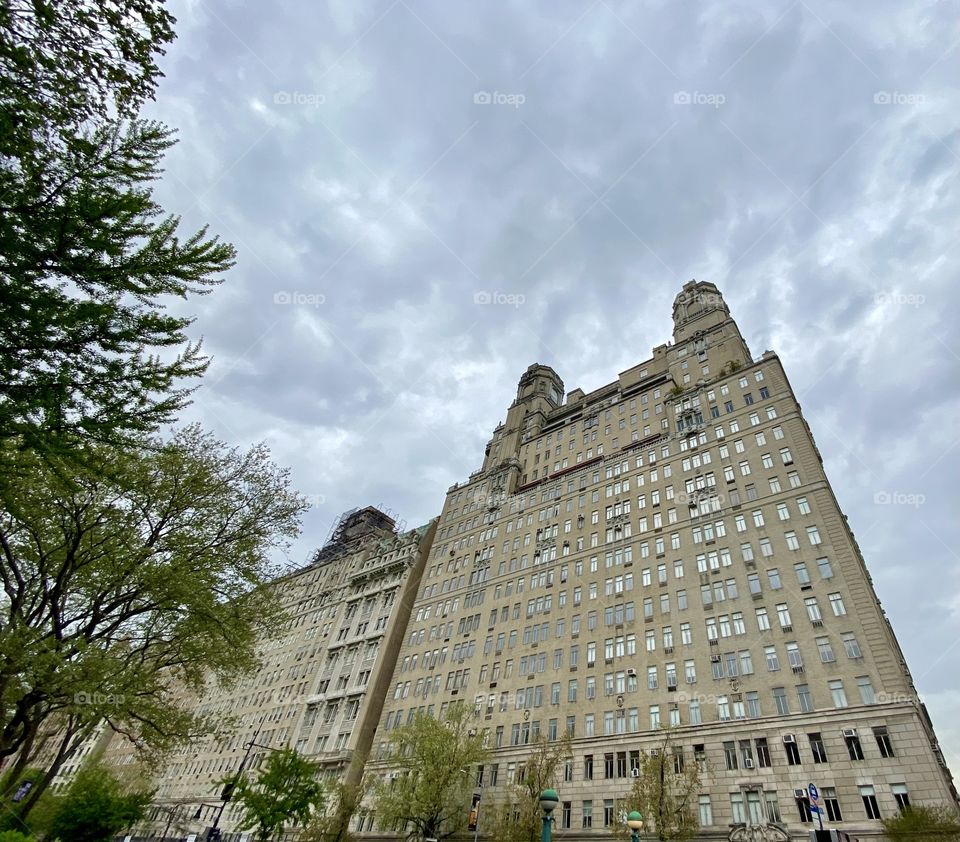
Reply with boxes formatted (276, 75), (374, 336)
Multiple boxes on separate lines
(782, 733), (796, 744)
(627, 668), (637, 677)
(842, 728), (858, 739)
(631, 767), (640, 778)
(794, 789), (806, 799)
(744, 758), (755, 769)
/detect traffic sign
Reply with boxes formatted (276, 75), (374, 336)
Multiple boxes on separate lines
(808, 783), (819, 801)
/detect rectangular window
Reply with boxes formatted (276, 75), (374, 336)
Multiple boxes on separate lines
(823, 787), (843, 821)
(829, 679), (848, 708)
(860, 786), (881, 820)
(874, 726), (896, 758)
(892, 784), (910, 812)
(809, 732), (828, 763)
(698, 795), (713, 826)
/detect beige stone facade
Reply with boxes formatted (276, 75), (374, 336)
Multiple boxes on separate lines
(366, 281), (956, 840)
(138, 507), (437, 838)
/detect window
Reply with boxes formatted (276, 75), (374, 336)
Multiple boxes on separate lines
(755, 737), (771, 767)
(808, 732), (828, 763)
(823, 787), (843, 821)
(698, 795), (713, 826)
(892, 783), (910, 811)
(806, 525), (822, 545)
(784, 738), (801, 765)
(797, 683), (813, 712)
(582, 801), (593, 828)
(806, 598), (823, 623)
(756, 608), (770, 631)
(765, 791), (782, 823)
(846, 732), (864, 761)
(857, 675), (876, 704)
(604, 799), (615, 827)
(829, 593), (847, 616)
(817, 556), (833, 579)
(842, 632), (862, 659)
(860, 785), (881, 820)
(723, 741), (738, 770)
(874, 726), (896, 758)
(795, 793), (813, 823)
(730, 792), (746, 822)
(773, 686), (789, 714)
(829, 679), (848, 708)
(816, 636), (834, 663)
(776, 604), (791, 629)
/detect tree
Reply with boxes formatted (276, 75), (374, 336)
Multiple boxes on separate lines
(619, 730), (702, 842)
(882, 805), (960, 842)
(301, 778), (367, 842)
(230, 748), (325, 842)
(0, 426), (307, 791)
(487, 732), (571, 842)
(373, 702), (489, 841)
(47, 762), (153, 842)
(0, 1), (236, 453)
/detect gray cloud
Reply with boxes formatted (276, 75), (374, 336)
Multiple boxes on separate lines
(150, 0), (959, 768)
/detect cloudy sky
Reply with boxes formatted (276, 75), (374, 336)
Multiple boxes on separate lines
(147, 0), (960, 770)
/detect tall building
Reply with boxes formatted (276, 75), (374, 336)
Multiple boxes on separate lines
(370, 280), (955, 839)
(137, 507), (437, 838)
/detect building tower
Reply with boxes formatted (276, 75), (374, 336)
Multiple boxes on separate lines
(372, 280), (955, 840)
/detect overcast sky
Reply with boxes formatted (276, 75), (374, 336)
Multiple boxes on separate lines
(147, 0), (960, 772)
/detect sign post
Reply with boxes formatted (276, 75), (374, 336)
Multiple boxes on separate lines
(807, 783), (824, 831)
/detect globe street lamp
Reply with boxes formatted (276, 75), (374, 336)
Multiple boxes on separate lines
(627, 810), (644, 842)
(539, 789), (559, 842)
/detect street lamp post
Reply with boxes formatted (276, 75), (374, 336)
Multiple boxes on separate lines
(627, 810), (644, 842)
(539, 789), (559, 842)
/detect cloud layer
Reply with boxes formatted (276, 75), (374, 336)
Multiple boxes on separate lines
(147, 0), (960, 770)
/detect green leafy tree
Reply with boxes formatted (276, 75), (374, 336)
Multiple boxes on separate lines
(0, 426), (307, 794)
(487, 732), (571, 842)
(0, 1), (236, 453)
(619, 730), (702, 842)
(373, 702), (488, 841)
(882, 805), (960, 842)
(230, 748), (326, 842)
(47, 762), (152, 842)
(0, 831), (33, 842)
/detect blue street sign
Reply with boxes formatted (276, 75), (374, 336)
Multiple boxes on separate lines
(808, 783), (819, 801)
